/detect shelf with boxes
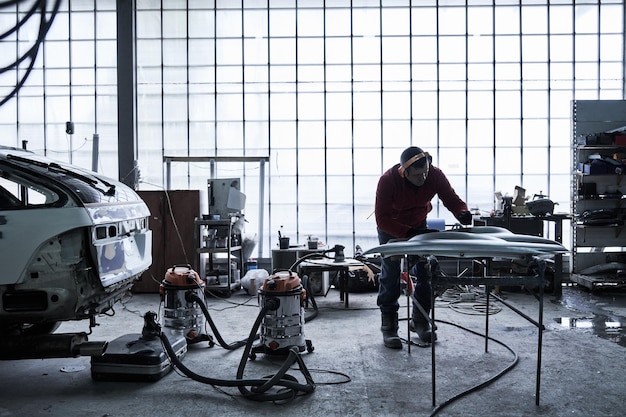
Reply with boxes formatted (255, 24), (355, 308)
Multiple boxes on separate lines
(574, 146), (626, 246)
(194, 216), (243, 296)
(576, 146), (626, 176)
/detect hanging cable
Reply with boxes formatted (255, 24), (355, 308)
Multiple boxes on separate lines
(0, 0), (62, 107)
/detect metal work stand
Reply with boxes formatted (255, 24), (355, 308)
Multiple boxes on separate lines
(299, 258), (366, 308)
(407, 256), (548, 409)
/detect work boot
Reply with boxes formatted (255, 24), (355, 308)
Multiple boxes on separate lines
(410, 308), (437, 344)
(381, 312), (402, 349)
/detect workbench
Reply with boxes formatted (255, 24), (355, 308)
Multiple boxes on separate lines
(474, 214), (569, 295)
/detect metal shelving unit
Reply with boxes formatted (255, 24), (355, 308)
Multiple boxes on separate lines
(194, 217), (243, 296)
(571, 100), (626, 290)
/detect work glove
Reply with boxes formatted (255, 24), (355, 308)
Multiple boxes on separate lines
(456, 210), (473, 225)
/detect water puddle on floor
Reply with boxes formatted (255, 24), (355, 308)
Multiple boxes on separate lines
(554, 316), (625, 347)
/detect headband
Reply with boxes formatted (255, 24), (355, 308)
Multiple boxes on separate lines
(398, 151), (430, 177)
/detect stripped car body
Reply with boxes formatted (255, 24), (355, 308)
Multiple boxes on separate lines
(0, 145), (151, 358)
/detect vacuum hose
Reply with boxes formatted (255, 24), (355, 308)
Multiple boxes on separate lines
(152, 305), (316, 402)
(186, 292), (257, 350)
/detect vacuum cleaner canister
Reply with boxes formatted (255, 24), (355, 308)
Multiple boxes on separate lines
(258, 270), (307, 354)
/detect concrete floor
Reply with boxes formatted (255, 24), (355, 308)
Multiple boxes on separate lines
(0, 281), (624, 417)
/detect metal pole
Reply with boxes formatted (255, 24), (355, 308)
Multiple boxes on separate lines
(431, 271), (436, 408)
(20, 141), (28, 205)
(165, 157), (171, 190)
(485, 286), (490, 353)
(258, 159), (266, 258)
(403, 255), (411, 355)
(91, 133), (99, 172)
(536, 260), (546, 405)
(489, 291), (544, 329)
(116, 0), (137, 187)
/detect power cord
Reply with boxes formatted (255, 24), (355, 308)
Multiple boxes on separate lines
(437, 286), (502, 316)
(428, 319), (519, 417)
(162, 189), (191, 265)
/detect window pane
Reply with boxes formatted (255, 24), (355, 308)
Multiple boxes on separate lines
(468, 148), (494, 175)
(3, 1), (619, 256)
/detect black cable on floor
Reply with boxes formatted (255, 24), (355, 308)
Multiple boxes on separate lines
(429, 319), (520, 417)
(152, 306), (316, 403)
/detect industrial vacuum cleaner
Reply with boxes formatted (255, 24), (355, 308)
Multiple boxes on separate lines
(251, 269), (314, 359)
(91, 264), (208, 381)
(92, 264), (316, 401)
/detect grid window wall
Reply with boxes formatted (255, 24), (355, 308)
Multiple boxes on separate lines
(0, 1), (624, 258)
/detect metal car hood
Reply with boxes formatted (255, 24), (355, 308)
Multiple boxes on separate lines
(363, 226), (568, 259)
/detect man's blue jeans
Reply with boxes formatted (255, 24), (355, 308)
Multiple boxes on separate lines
(376, 228), (432, 315)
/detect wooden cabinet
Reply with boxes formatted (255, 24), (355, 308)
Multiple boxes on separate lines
(133, 190), (199, 293)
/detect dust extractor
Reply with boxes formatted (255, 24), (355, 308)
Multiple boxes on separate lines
(253, 269), (313, 356)
(159, 264), (212, 345)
